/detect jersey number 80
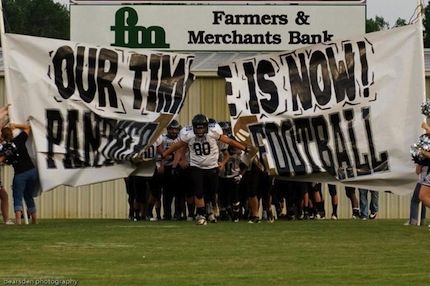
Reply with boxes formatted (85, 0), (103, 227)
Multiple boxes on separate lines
(193, 142), (211, 156)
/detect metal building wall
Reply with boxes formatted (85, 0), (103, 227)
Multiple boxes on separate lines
(0, 76), (420, 220)
(320, 183), (412, 219)
(177, 77), (230, 125)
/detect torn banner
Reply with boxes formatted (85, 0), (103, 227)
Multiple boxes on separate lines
(2, 33), (194, 191)
(218, 23), (424, 194)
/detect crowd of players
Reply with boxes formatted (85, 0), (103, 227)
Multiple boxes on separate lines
(125, 114), (368, 225)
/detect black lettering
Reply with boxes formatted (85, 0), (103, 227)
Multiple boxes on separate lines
(101, 121), (158, 161)
(212, 11), (225, 24)
(248, 124), (268, 166)
(289, 31), (301, 44)
(257, 60), (279, 114)
(271, 34), (282, 45)
(158, 55), (188, 114)
(218, 65), (237, 117)
(358, 41), (369, 97)
(147, 54), (161, 112)
(83, 112), (101, 167)
(285, 53), (312, 111)
(64, 110), (83, 168)
(243, 62), (260, 114)
(362, 107), (389, 172)
(326, 44), (356, 102)
(104, 121), (133, 160)
(330, 112), (353, 179)
(311, 115), (335, 175)
(129, 53), (148, 109)
(264, 122), (292, 175)
(188, 31), (205, 44)
(46, 109), (63, 169)
(280, 119), (307, 175)
(99, 119), (116, 166)
(344, 109), (370, 175)
(294, 118), (319, 173)
(97, 48), (118, 108)
(53, 46), (75, 99)
(309, 50), (331, 106)
(76, 46), (97, 103)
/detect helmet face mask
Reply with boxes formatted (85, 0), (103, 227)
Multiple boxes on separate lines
(167, 127), (180, 139)
(192, 114), (208, 138)
(167, 120), (180, 139)
(219, 121), (232, 136)
(193, 124), (207, 137)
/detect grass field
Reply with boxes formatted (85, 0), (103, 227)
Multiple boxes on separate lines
(1, 219), (430, 286)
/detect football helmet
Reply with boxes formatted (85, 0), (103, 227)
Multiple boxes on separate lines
(192, 114), (208, 137)
(219, 121), (232, 136)
(167, 119), (180, 139)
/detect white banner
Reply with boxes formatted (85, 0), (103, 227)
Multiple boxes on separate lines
(218, 23), (425, 194)
(2, 34), (195, 191)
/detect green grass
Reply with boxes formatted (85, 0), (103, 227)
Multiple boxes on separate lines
(1, 219), (430, 286)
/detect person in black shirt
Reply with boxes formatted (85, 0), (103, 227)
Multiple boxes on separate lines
(1, 123), (38, 224)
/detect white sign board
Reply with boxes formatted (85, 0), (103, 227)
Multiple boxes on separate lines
(70, 3), (365, 51)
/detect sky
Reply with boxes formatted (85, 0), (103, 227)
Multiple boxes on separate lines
(366, 0), (420, 26)
(55, 0), (420, 27)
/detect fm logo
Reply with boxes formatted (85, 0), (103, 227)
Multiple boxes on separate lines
(110, 7), (170, 49)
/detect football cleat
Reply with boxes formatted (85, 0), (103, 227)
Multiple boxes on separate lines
(208, 213), (217, 223)
(267, 210), (275, 223)
(195, 215), (207, 225)
(352, 209), (360, 219)
(248, 216), (261, 224)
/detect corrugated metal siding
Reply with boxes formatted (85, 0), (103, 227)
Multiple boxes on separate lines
(320, 183), (412, 219)
(177, 77), (230, 125)
(0, 74), (425, 220)
(35, 180), (128, 219)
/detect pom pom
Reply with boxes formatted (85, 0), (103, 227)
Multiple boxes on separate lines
(0, 142), (19, 165)
(421, 99), (430, 117)
(411, 134), (430, 164)
(410, 144), (426, 164)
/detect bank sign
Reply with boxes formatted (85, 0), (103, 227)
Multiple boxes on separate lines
(70, 3), (365, 51)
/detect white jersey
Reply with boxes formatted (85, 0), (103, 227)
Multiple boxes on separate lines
(219, 152), (243, 178)
(160, 133), (178, 167)
(179, 123), (223, 169)
(131, 136), (162, 177)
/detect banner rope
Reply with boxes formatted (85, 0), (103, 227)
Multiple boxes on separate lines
(409, 3), (424, 25)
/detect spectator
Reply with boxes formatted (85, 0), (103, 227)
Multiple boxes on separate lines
(405, 181), (426, 226)
(345, 186), (360, 219)
(358, 189), (379, 220)
(309, 183), (326, 219)
(1, 123), (38, 224)
(327, 184), (339, 220)
(0, 105), (13, 224)
(417, 122), (430, 208)
(406, 154), (428, 226)
(0, 184), (13, 224)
